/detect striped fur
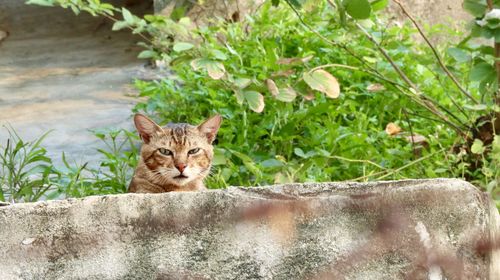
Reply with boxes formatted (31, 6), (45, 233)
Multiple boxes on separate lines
(128, 114), (222, 193)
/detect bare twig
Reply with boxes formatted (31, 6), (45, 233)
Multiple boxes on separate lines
(284, 0), (384, 78)
(376, 148), (447, 180)
(325, 155), (388, 170)
(309, 63), (407, 89)
(402, 108), (417, 157)
(393, 0), (479, 104)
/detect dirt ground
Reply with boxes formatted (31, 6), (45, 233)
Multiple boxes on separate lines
(0, 0), (153, 166)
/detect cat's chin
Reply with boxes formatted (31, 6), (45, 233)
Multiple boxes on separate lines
(170, 175), (191, 186)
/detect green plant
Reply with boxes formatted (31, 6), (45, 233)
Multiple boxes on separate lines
(0, 126), (138, 201)
(50, 128), (139, 198)
(90, 128), (139, 193)
(0, 127), (55, 202)
(24, 0), (500, 209)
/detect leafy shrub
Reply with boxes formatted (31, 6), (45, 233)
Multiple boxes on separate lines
(0, 127), (137, 202)
(20, 0), (500, 209)
(0, 127), (54, 202)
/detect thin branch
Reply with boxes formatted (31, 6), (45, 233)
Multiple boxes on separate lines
(325, 155), (388, 170)
(355, 22), (418, 90)
(284, 0), (383, 78)
(309, 63), (407, 88)
(402, 108), (417, 157)
(428, 65), (471, 120)
(393, 0), (478, 104)
(353, 23), (468, 135)
(376, 148), (447, 180)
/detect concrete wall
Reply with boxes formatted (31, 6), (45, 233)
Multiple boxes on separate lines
(0, 179), (498, 279)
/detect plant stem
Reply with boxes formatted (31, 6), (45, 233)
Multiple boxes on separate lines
(284, 0), (383, 78)
(325, 155), (388, 170)
(393, 0), (478, 104)
(376, 148), (447, 180)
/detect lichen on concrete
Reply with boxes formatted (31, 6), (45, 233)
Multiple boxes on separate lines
(0, 179), (498, 279)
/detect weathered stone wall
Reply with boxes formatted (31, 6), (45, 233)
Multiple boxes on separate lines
(0, 179), (498, 279)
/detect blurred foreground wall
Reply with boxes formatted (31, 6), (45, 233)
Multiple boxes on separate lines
(0, 179), (498, 279)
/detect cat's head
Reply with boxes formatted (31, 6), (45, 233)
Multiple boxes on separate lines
(134, 113), (222, 188)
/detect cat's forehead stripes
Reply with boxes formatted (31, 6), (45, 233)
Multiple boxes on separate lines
(166, 123), (193, 145)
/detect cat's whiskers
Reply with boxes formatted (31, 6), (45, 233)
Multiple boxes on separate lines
(128, 113), (222, 193)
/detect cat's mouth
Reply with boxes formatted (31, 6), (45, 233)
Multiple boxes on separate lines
(173, 174), (189, 180)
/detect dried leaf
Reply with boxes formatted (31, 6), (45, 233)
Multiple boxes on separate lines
(301, 55), (314, 63)
(303, 92), (315, 101)
(303, 69), (340, 98)
(173, 42), (194, 52)
(206, 62), (225, 79)
(385, 122), (402, 136)
(271, 69), (295, 78)
(190, 58), (225, 80)
(367, 83), (385, 92)
(277, 55), (314, 65)
(266, 79), (279, 97)
(404, 134), (428, 145)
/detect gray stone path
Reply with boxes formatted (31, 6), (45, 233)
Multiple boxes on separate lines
(0, 0), (151, 166)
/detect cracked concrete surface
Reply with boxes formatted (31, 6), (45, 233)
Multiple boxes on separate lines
(0, 179), (498, 279)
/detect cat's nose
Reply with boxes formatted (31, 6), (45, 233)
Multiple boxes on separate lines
(175, 163), (186, 173)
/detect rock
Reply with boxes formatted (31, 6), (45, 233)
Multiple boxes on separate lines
(0, 179), (498, 279)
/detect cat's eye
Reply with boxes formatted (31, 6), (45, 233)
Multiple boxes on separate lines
(188, 148), (200, 155)
(158, 148), (173, 156)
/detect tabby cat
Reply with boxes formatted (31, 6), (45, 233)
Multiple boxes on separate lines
(128, 113), (222, 193)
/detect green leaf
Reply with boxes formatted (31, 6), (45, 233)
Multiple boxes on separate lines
(470, 62), (495, 82)
(447, 47), (471, 63)
(243, 91), (265, 113)
(344, 0), (372, 20)
(234, 90), (245, 105)
(275, 87), (297, 102)
(122, 7), (135, 25)
(294, 148), (307, 158)
(173, 42), (194, 52)
(463, 0), (487, 17)
(287, 0), (301, 8)
(370, 0), (388, 11)
(213, 149), (227, 165)
(464, 104), (488, 111)
(137, 50), (156, 59)
(233, 77), (252, 89)
(212, 49), (228, 60)
(272, 0), (280, 6)
(260, 159), (283, 168)
(471, 139), (485, 154)
(112, 20), (129, 31)
(303, 69), (340, 98)
(26, 0), (54, 7)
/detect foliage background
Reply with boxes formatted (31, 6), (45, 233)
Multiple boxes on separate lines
(1, 0), (499, 210)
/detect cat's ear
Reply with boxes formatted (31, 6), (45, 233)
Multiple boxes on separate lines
(197, 115), (222, 144)
(134, 114), (163, 144)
